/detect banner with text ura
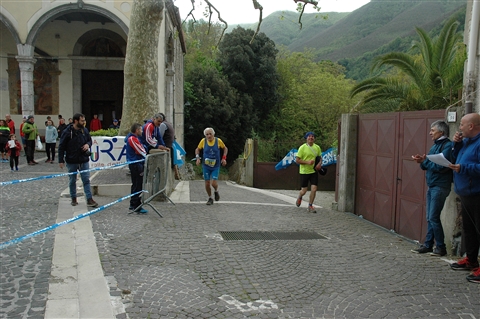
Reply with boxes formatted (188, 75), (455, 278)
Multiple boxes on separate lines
(89, 136), (128, 168)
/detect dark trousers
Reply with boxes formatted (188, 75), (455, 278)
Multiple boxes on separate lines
(46, 142), (56, 161)
(9, 155), (19, 169)
(460, 194), (480, 262)
(25, 140), (35, 162)
(129, 163), (144, 209)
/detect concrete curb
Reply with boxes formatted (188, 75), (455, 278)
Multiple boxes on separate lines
(45, 193), (114, 319)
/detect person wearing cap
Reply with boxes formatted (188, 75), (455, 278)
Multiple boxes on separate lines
(295, 131), (322, 213)
(109, 119), (120, 129)
(22, 115), (39, 165)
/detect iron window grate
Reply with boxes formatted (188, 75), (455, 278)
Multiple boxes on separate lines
(219, 231), (326, 241)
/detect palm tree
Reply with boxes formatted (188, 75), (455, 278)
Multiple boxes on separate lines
(350, 17), (466, 112)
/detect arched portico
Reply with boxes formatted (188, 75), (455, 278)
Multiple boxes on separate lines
(9, 3), (129, 119)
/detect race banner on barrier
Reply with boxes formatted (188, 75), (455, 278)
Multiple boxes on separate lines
(90, 136), (128, 168)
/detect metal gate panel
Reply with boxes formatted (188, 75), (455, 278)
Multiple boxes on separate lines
(395, 110), (446, 241)
(356, 114), (398, 230)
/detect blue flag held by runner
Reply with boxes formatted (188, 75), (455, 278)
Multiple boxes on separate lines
(275, 147), (337, 171)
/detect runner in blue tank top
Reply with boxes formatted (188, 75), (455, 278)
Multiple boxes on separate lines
(195, 127), (228, 205)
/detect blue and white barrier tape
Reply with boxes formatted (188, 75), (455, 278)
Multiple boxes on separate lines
(0, 190), (145, 250)
(0, 159), (145, 187)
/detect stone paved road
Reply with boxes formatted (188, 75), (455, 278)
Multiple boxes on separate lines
(0, 156), (68, 319)
(1, 158), (479, 319)
(91, 180), (480, 319)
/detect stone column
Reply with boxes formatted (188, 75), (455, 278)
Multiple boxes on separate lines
(16, 44), (36, 116)
(336, 113), (358, 213)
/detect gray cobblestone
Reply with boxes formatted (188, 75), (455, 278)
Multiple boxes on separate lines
(1, 159), (480, 318)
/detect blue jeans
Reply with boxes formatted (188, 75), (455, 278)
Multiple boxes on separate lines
(424, 186), (450, 249)
(66, 162), (92, 200)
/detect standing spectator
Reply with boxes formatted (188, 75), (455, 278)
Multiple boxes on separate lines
(45, 119), (58, 163)
(89, 114), (102, 131)
(140, 113), (169, 153)
(58, 113), (98, 207)
(19, 116), (27, 150)
(5, 134), (21, 171)
(22, 115), (38, 165)
(295, 132), (322, 213)
(449, 113), (480, 284)
(57, 118), (67, 138)
(58, 114), (63, 126)
(109, 119), (120, 129)
(411, 120), (453, 256)
(44, 115), (52, 127)
(159, 113), (175, 167)
(5, 114), (15, 135)
(158, 113), (175, 150)
(68, 118), (73, 124)
(0, 119), (10, 162)
(125, 123), (148, 214)
(195, 127), (228, 205)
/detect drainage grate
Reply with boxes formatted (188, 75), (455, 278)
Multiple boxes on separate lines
(219, 231), (326, 241)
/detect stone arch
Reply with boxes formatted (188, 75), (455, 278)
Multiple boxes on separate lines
(25, 3), (129, 47)
(0, 12), (21, 45)
(73, 29), (126, 57)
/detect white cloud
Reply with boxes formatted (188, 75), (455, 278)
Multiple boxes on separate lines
(175, 0), (370, 24)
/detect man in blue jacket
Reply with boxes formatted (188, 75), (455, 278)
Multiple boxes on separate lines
(125, 123), (148, 214)
(449, 113), (480, 284)
(411, 120), (453, 256)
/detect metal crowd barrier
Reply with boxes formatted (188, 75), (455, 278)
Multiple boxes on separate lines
(131, 150), (174, 217)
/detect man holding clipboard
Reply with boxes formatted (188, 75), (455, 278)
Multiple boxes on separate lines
(411, 120), (453, 257)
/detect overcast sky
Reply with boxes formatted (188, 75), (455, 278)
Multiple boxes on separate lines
(175, 0), (371, 24)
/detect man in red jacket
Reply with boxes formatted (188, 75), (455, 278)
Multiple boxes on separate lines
(89, 114), (102, 131)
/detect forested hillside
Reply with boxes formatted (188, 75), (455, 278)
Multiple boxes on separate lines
(229, 0), (466, 80)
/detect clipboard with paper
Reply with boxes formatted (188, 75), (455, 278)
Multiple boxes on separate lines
(426, 153), (452, 167)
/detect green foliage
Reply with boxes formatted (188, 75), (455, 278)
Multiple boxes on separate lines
(272, 50), (359, 150)
(89, 128), (120, 137)
(184, 61), (243, 161)
(217, 27), (280, 135)
(350, 17), (466, 112)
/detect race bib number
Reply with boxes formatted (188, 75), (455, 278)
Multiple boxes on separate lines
(205, 158), (216, 167)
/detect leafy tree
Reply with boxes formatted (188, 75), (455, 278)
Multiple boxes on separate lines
(184, 62), (246, 161)
(350, 17), (466, 112)
(273, 50), (359, 150)
(217, 27), (279, 136)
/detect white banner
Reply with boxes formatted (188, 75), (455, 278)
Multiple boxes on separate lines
(89, 136), (128, 168)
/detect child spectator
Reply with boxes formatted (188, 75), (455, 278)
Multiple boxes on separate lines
(5, 134), (21, 171)
(125, 123), (148, 214)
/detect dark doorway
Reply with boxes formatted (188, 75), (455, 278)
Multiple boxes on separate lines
(82, 70), (123, 129)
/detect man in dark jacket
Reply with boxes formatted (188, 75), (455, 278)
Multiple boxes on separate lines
(159, 113), (175, 167)
(411, 120), (453, 256)
(58, 113), (98, 207)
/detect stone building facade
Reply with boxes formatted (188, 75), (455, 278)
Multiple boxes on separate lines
(0, 0), (186, 145)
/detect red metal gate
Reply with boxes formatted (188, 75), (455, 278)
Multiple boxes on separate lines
(355, 110), (445, 241)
